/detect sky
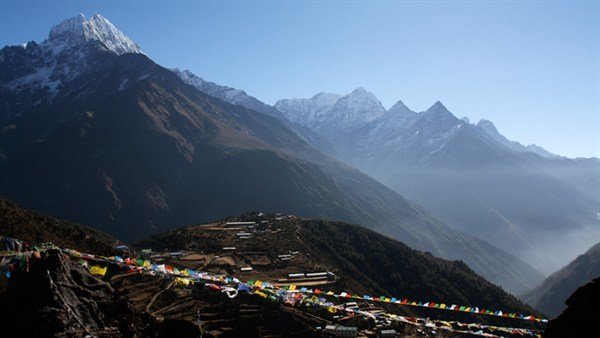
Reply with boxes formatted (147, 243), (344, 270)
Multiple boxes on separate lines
(0, 0), (598, 158)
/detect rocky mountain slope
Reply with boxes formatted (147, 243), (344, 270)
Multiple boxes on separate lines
(276, 89), (599, 275)
(172, 68), (338, 157)
(523, 242), (600, 317)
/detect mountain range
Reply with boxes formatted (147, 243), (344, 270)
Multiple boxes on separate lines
(276, 89), (600, 275)
(0, 14), (547, 295)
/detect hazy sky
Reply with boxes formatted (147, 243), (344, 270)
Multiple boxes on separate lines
(1, 0), (598, 158)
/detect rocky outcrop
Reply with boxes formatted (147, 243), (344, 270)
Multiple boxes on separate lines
(0, 249), (201, 337)
(0, 249), (146, 337)
(544, 278), (600, 337)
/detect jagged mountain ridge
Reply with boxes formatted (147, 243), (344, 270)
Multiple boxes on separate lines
(476, 119), (559, 159)
(276, 87), (386, 139)
(474, 119), (599, 202)
(277, 89), (599, 275)
(172, 68), (338, 157)
(274, 92), (342, 129)
(0, 14), (545, 294)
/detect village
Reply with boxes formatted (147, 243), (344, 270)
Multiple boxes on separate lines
(109, 215), (427, 337)
(133, 216), (339, 288)
(102, 213), (543, 338)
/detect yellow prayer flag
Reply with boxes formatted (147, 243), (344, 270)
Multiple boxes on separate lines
(254, 290), (268, 298)
(175, 277), (191, 286)
(89, 265), (107, 277)
(288, 284), (296, 291)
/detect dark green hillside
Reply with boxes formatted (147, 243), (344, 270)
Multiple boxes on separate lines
(299, 219), (533, 311)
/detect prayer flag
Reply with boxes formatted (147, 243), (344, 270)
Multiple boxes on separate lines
(89, 265), (107, 277)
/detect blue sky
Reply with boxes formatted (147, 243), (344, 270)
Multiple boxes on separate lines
(1, 0), (598, 158)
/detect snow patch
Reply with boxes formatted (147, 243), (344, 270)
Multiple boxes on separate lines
(7, 66), (61, 96)
(118, 78), (129, 91)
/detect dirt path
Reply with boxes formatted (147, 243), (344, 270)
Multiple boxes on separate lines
(146, 280), (174, 313)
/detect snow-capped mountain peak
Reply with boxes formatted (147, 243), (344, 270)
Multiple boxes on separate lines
(275, 92), (340, 126)
(331, 87), (385, 120)
(370, 100), (417, 131)
(426, 100), (451, 115)
(309, 92), (342, 108)
(49, 13), (86, 39)
(345, 87), (381, 105)
(477, 119), (499, 134)
(47, 13), (142, 55)
(387, 100), (413, 116)
(276, 87), (385, 139)
(351, 86), (368, 94)
(2, 13), (144, 102)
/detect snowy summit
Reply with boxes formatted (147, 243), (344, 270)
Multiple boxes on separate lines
(2, 13), (143, 99)
(275, 87), (385, 137)
(48, 13), (142, 55)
